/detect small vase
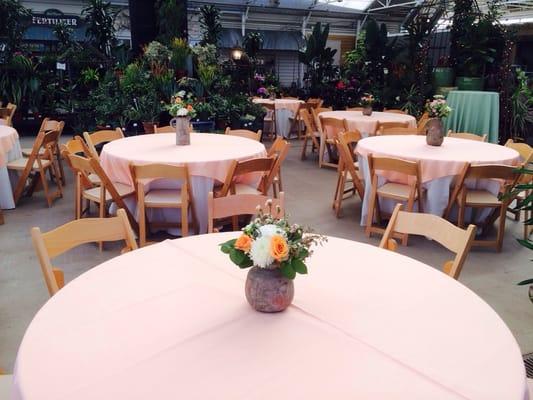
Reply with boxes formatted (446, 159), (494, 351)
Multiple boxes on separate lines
(171, 116), (190, 146)
(362, 106), (373, 116)
(142, 121), (155, 134)
(426, 117), (444, 146)
(245, 266), (294, 313)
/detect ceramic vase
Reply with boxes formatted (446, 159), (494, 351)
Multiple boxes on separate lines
(245, 265), (294, 313)
(362, 106), (373, 116)
(426, 118), (444, 146)
(171, 116), (191, 146)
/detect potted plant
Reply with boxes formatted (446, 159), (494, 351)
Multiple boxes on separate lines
(126, 94), (163, 134)
(425, 95), (452, 146)
(432, 56), (455, 88)
(191, 101), (215, 132)
(360, 93), (375, 116)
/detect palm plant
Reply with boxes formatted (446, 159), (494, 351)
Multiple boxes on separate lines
(0, 0), (31, 56)
(199, 5), (222, 47)
(82, 0), (116, 57)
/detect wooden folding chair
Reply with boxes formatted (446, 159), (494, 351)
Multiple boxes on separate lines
(83, 128), (124, 161)
(288, 102), (309, 140)
(417, 112), (430, 134)
(262, 102), (276, 140)
(31, 208), (138, 296)
(383, 108), (407, 114)
(62, 152), (138, 234)
(505, 139), (533, 237)
(377, 126), (419, 136)
(8, 129), (63, 207)
(318, 116), (348, 169)
(376, 121), (410, 132)
(130, 163), (197, 246)
(366, 154), (424, 244)
(154, 125), (174, 133)
(447, 131), (488, 142)
(4, 103), (16, 126)
(0, 209), (4, 225)
(300, 108), (321, 161)
(224, 128), (262, 141)
(445, 163), (519, 252)
(333, 130), (365, 217)
(218, 157), (276, 198)
(267, 137), (291, 197)
(346, 107), (364, 111)
(381, 204), (476, 280)
(306, 98), (323, 109)
(208, 192), (285, 233)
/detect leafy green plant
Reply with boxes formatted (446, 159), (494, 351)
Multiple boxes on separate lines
(0, 53), (40, 109)
(511, 69), (533, 138)
(0, 0), (31, 56)
(170, 38), (190, 71)
(243, 32), (263, 60)
(82, 0), (116, 57)
(155, 0), (187, 44)
(199, 5), (222, 47)
(343, 30), (366, 68)
(127, 93), (164, 123)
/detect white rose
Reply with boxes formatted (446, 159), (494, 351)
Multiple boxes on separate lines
(176, 108), (188, 116)
(258, 224), (284, 238)
(249, 236), (274, 268)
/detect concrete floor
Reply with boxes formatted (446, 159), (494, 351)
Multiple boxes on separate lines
(1, 136), (533, 373)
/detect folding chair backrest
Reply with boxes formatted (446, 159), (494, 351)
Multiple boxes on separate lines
(31, 208), (137, 296)
(224, 128), (261, 141)
(346, 107), (364, 111)
(40, 118), (64, 133)
(505, 139), (533, 164)
(61, 136), (89, 157)
(154, 125), (174, 133)
(267, 138), (291, 186)
(319, 116), (348, 139)
(383, 109), (407, 114)
(83, 128), (124, 159)
(220, 157), (276, 196)
(300, 108), (317, 133)
(337, 131), (364, 198)
(380, 204), (476, 279)
(465, 164), (518, 181)
(306, 98), (323, 109)
(447, 131), (487, 142)
(208, 192), (285, 233)
(377, 121), (409, 131)
(369, 154), (420, 177)
(378, 126), (419, 136)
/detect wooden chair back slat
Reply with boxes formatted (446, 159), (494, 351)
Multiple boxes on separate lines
(377, 121), (410, 131)
(383, 109), (407, 114)
(378, 126), (419, 136)
(220, 157), (276, 197)
(369, 155), (419, 176)
(447, 131), (488, 142)
(130, 163), (189, 181)
(83, 128), (124, 159)
(505, 139), (533, 164)
(464, 164), (518, 180)
(154, 125), (174, 133)
(224, 128), (262, 141)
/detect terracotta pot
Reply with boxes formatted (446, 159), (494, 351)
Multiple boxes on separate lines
(245, 266), (294, 313)
(142, 121), (155, 134)
(362, 106), (373, 116)
(426, 118), (444, 146)
(171, 116), (191, 146)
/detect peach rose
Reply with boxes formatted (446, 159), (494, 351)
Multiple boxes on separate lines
(270, 235), (289, 261)
(235, 234), (252, 252)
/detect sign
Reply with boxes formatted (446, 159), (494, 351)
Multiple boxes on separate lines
(31, 9), (80, 27)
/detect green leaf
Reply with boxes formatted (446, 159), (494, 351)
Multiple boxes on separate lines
(518, 278), (533, 286)
(517, 238), (533, 250)
(239, 254), (254, 269)
(297, 248), (309, 259)
(220, 239), (237, 254)
(280, 261), (296, 279)
(291, 258), (308, 274)
(229, 248), (246, 264)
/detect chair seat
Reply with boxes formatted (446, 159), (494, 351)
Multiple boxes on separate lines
(7, 157), (51, 171)
(88, 173), (101, 185)
(235, 183), (262, 195)
(83, 182), (134, 203)
(377, 182), (417, 200)
(462, 189), (501, 206)
(22, 147), (46, 157)
(144, 189), (183, 207)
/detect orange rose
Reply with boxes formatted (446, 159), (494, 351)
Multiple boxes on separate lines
(187, 104), (193, 110)
(235, 234), (252, 252)
(270, 235), (289, 261)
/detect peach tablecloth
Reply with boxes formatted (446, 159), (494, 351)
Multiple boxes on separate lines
(320, 110), (416, 136)
(13, 233), (527, 400)
(0, 126), (22, 209)
(253, 98), (303, 138)
(100, 133), (266, 233)
(356, 135), (521, 223)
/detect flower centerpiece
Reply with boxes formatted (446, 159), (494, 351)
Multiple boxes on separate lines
(257, 86), (269, 99)
(425, 95), (452, 146)
(220, 200), (327, 313)
(360, 93), (375, 116)
(167, 90), (196, 145)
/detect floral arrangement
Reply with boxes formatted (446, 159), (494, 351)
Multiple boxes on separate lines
(167, 90), (197, 118)
(220, 200), (327, 279)
(426, 95), (452, 119)
(257, 86), (269, 98)
(360, 93), (375, 106)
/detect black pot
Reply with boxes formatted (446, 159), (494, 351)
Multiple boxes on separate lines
(191, 120), (215, 133)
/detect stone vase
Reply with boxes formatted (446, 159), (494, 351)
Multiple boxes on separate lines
(171, 116), (191, 146)
(245, 265), (294, 313)
(426, 117), (444, 146)
(362, 106), (373, 116)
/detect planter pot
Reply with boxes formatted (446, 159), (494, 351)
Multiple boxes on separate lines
(171, 116), (191, 145)
(455, 77), (484, 91)
(433, 67), (455, 87)
(215, 118), (228, 131)
(245, 266), (294, 313)
(426, 118), (444, 146)
(362, 106), (373, 116)
(142, 121), (155, 134)
(191, 120), (215, 133)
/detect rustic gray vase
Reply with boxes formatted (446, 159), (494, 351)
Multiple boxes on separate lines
(171, 116), (191, 146)
(529, 285), (533, 304)
(426, 117), (444, 146)
(245, 266), (294, 313)
(362, 106), (373, 116)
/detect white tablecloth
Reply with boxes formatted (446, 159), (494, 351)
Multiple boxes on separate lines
(0, 126), (22, 209)
(253, 99), (303, 138)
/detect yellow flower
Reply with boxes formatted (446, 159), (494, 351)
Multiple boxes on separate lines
(235, 234), (252, 252)
(174, 97), (182, 104)
(270, 235), (289, 261)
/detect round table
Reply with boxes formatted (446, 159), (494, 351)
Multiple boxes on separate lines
(13, 233), (527, 400)
(356, 135), (520, 223)
(252, 98), (303, 138)
(0, 126), (22, 209)
(100, 133), (266, 233)
(320, 110), (417, 136)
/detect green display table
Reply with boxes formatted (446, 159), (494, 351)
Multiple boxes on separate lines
(444, 90), (499, 143)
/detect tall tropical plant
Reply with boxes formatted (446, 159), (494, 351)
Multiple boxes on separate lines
(82, 0), (116, 57)
(155, 0), (187, 44)
(199, 5), (222, 47)
(0, 0), (31, 57)
(243, 32), (263, 61)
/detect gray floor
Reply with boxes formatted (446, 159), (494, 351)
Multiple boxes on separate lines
(1, 136), (533, 373)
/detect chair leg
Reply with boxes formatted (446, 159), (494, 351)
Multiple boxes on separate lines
(497, 204), (507, 252)
(457, 199), (465, 229)
(365, 186), (378, 237)
(139, 206), (146, 247)
(301, 136), (308, 160)
(318, 138), (325, 168)
(0, 208), (4, 225)
(39, 168), (53, 208)
(181, 205), (189, 237)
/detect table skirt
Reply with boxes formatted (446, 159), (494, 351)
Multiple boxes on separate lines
(0, 139), (22, 209)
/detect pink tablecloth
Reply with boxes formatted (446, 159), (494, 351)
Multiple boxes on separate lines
(320, 110), (417, 136)
(100, 133), (267, 233)
(356, 135), (520, 183)
(0, 126), (19, 167)
(13, 233), (527, 400)
(252, 98), (303, 114)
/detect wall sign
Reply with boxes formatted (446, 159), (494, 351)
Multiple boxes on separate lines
(31, 9), (80, 27)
